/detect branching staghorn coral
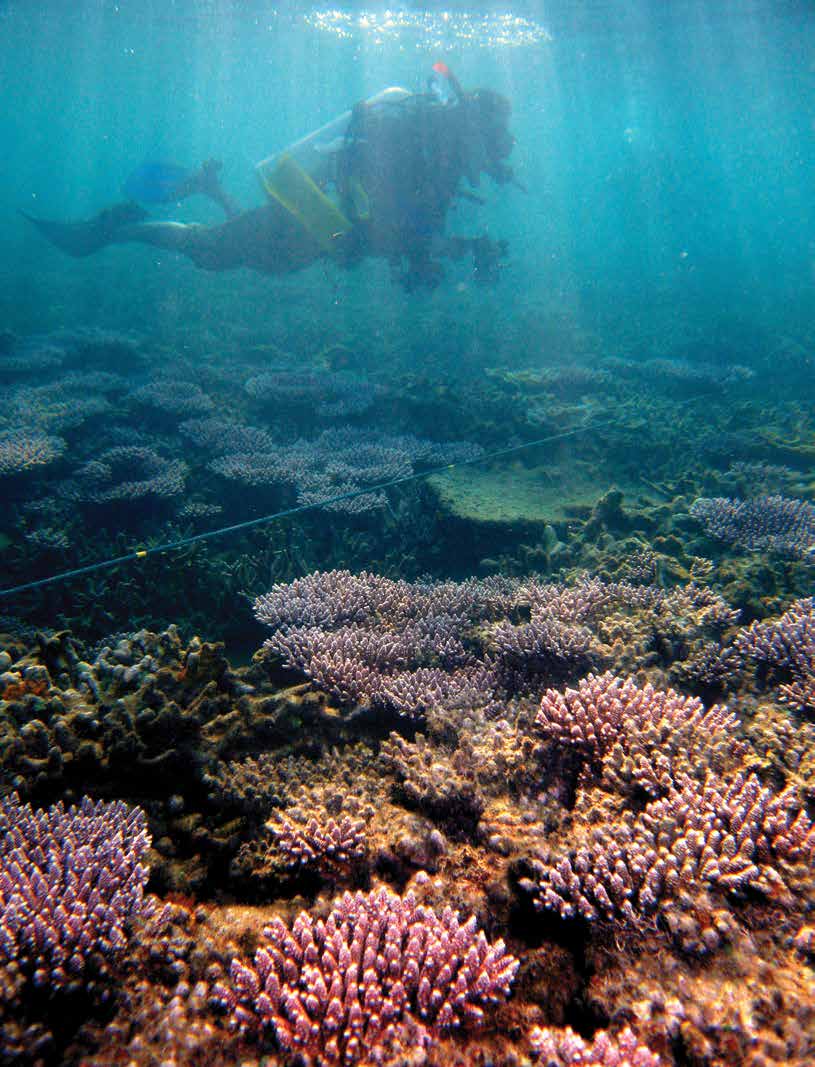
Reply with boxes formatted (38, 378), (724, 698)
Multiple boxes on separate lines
(265, 803), (369, 873)
(535, 671), (746, 797)
(63, 446), (187, 504)
(215, 886), (519, 1065)
(735, 597), (815, 712)
(529, 1024), (662, 1066)
(0, 793), (157, 990)
(253, 571), (746, 730)
(521, 770), (814, 951)
(212, 427), (484, 514)
(691, 495), (815, 558)
(234, 784), (374, 883)
(0, 431), (65, 476)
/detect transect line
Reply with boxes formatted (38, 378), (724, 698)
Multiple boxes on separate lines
(0, 395), (705, 600)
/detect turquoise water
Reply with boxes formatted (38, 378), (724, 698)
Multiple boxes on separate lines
(3, 1), (813, 345)
(2, 7), (815, 1066)
(0, 0), (813, 636)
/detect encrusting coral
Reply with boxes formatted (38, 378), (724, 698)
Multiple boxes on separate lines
(380, 732), (486, 837)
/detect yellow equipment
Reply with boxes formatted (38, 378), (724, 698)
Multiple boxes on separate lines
(255, 88), (411, 248)
(260, 153), (352, 252)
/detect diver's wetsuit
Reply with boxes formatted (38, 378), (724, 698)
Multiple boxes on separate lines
(110, 202), (327, 274)
(25, 88), (516, 288)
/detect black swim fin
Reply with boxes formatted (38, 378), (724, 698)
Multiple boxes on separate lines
(21, 201), (148, 257)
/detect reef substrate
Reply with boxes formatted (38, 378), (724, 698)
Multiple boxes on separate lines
(1, 567), (814, 1066)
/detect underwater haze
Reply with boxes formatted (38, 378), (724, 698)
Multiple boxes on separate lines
(1, 3), (815, 1067)
(2, 1), (814, 343)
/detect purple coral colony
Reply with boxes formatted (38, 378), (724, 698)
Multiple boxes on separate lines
(0, 297), (814, 1067)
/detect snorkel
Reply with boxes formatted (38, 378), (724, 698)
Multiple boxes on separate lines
(428, 61), (465, 104)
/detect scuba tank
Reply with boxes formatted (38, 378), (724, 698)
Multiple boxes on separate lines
(254, 88), (411, 251)
(255, 87), (412, 191)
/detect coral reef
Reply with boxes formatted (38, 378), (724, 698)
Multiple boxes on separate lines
(742, 701), (815, 803)
(206, 743), (376, 816)
(1, 311), (814, 1066)
(529, 1025), (662, 1065)
(1, 557), (814, 1065)
(254, 569), (512, 714)
(215, 886), (519, 1065)
(534, 671), (746, 796)
(691, 495), (815, 558)
(0, 793), (154, 989)
(0, 624), (259, 858)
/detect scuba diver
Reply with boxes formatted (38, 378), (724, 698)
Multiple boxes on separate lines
(23, 65), (518, 290)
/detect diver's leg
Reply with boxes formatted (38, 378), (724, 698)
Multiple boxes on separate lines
(24, 203), (243, 271)
(114, 221), (211, 253)
(111, 220), (246, 270)
(172, 159), (241, 220)
(440, 234), (508, 284)
(26, 201), (325, 275)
